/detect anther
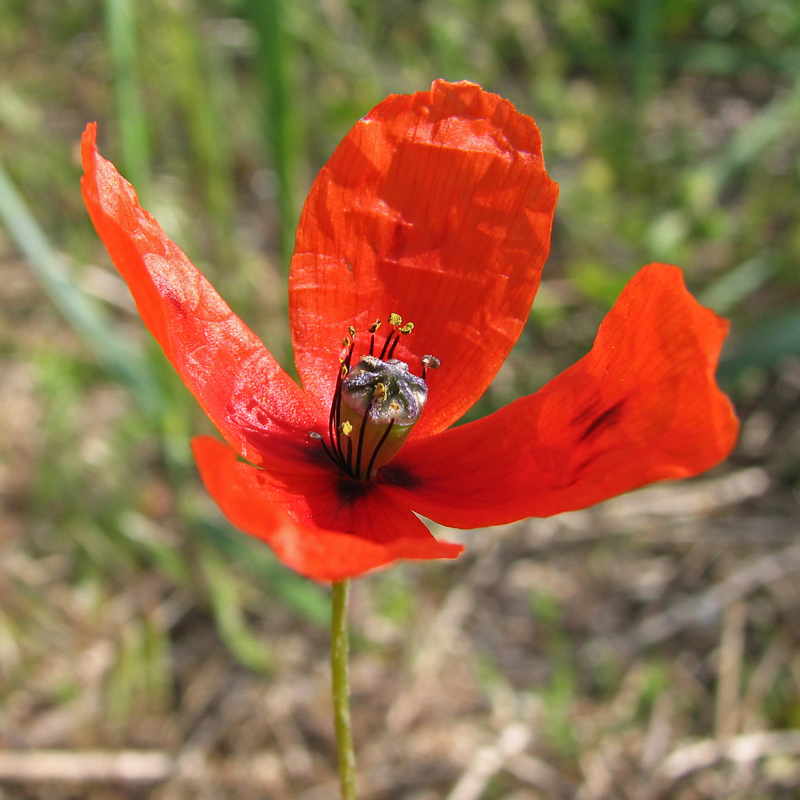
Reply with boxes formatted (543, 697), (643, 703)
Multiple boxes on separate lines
(421, 354), (440, 379)
(368, 319), (382, 355)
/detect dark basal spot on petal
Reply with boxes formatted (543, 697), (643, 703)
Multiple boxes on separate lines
(335, 476), (372, 504)
(381, 463), (420, 490)
(579, 401), (625, 442)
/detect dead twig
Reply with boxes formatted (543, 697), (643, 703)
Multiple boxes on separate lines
(0, 748), (287, 789)
(634, 542), (800, 647)
(0, 750), (173, 783)
(445, 723), (532, 800)
(658, 730), (800, 782)
(714, 601), (747, 741)
(385, 537), (501, 734)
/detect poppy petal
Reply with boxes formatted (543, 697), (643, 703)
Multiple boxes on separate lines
(81, 124), (317, 465)
(192, 437), (463, 581)
(289, 80), (559, 437)
(386, 264), (739, 526)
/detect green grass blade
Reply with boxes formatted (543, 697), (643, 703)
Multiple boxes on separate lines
(199, 517), (330, 628)
(702, 74), (800, 203)
(632, 0), (662, 104)
(0, 155), (161, 418)
(199, 543), (274, 673)
(248, 0), (298, 270)
(104, 0), (150, 199)
(161, 3), (235, 261)
(720, 310), (800, 378)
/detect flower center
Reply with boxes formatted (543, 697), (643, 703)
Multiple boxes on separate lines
(310, 314), (439, 481)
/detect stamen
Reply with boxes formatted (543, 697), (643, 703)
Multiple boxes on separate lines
(354, 400), (372, 480)
(383, 317), (414, 359)
(329, 339), (355, 471)
(313, 314), (432, 480)
(310, 430), (338, 467)
(378, 332), (396, 360)
(377, 314), (400, 359)
(386, 332), (401, 359)
(422, 354), (440, 379)
(330, 363), (344, 463)
(365, 417), (396, 480)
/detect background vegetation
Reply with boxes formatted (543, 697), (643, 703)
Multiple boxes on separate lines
(1, 0), (799, 797)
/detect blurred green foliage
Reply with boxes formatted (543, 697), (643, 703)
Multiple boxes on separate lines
(0, 0), (798, 728)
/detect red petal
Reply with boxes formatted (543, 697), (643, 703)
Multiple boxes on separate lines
(81, 124), (317, 465)
(386, 264), (739, 526)
(192, 437), (463, 581)
(289, 80), (558, 437)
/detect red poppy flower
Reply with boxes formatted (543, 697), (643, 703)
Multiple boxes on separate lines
(81, 80), (738, 582)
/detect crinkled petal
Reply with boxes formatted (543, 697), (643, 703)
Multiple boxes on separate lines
(192, 437), (463, 581)
(385, 264), (739, 526)
(81, 124), (316, 464)
(289, 80), (558, 437)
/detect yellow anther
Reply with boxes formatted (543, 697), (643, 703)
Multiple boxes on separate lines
(369, 319), (382, 333)
(400, 322), (414, 335)
(389, 312), (402, 327)
(348, 326), (356, 337)
(340, 420), (353, 436)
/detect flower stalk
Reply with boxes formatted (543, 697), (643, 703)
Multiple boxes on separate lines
(331, 580), (357, 800)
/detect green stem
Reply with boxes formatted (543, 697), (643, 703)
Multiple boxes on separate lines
(331, 580), (357, 800)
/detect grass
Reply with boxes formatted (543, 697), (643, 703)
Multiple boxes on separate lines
(1, 0), (799, 797)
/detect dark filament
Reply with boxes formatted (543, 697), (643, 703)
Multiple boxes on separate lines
(365, 418), (395, 480)
(329, 340), (354, 467)
(378, 330), (399, 360)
